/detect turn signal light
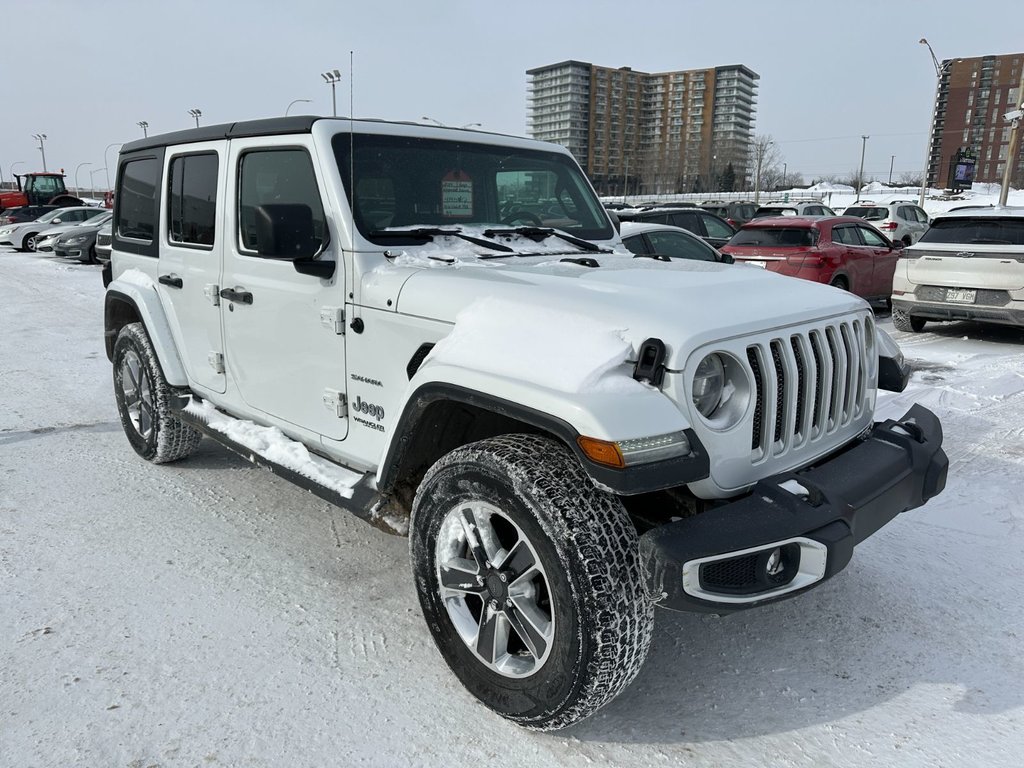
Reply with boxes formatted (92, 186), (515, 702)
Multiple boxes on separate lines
(577, 436), (625, 468)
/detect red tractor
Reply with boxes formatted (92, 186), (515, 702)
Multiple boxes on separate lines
(0, 172), (84, 213)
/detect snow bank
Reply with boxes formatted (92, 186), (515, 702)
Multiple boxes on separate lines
(424, 296), (646, 394)
(184, 399), (363, 498)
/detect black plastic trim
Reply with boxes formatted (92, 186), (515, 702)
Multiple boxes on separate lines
(379, 382), (710, 497)
(112, 148), (165, 259)
(121, 117), (320, 154)
(639, 403), (948, 614)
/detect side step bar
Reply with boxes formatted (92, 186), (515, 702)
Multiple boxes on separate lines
(176, 397), (407, 535)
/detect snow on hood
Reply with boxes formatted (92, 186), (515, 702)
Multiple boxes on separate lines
(393, 253), (869, 369)
(423, 296), (646, 394)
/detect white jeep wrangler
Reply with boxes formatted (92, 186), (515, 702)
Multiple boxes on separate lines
(103, 117), (948, 730)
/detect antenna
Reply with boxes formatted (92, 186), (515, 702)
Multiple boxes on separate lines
(349, 50), (356, 260)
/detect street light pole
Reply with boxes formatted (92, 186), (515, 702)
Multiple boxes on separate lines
(137, 121), (148, 137)
(104, 143), (121, 191)
(856, 135), (869, 202)
(782, 162), (787, 190)
(998, 67), (1024, 206)
(286, 99), (312, 116)
(88, 168), (106, 198)
(889, 154), (896, 185)
(32, 134), (48, 172)
(322, 69), (341, 117)
(188, 109), (202, 127)
(918, 38), (948, 207)
(74, 162), (92, 199)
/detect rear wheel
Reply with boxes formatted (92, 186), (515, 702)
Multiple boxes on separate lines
(410, 434), (653, 730)
(892, 306), (926, 333)
(113, 323), (202, 463)
(830, 276), (849, 291)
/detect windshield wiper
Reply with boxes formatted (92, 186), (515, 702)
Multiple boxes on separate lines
(369, 228), (514, 253)
(481, 226), (610, 254)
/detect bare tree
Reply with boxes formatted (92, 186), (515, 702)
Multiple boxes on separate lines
(897, 171), (923, 187)
(750, 135), (783, 202)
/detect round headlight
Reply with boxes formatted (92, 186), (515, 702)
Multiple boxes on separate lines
(692, 354), (726, 417)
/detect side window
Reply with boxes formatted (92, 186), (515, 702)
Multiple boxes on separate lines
(914, 207), (930, 223)
(858, 226), (888, 247)
(621, 234), (649, 255)
(669, 212), (698, 232)
(832, 225), (859, 245)
(238, 149), (326, 258)
(168, 153), (219, 248)
(701, 214), (734, 238)
(897, 206), (912, 220)
(645, 230), (716, 261)
(116, 157), (161, 242)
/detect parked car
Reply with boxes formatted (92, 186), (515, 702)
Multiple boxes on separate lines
(33, 211), (113, 253)
(720, 215), (900, 301)
(843, 202), (930, 246)
(102, 116), (944, 730)
(0, 206), (107, 251)
(699, 200), (758, 228)
(93, 220), (112, 262)
(49, 212), (114, 262)
(753, 201), (836, 218)
(1, 205), (59, 225)
(616, 206), (736, 248)
(619, 221), (733, 263)
(891, 206), (1024, 332)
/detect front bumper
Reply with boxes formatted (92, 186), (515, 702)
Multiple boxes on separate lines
(639, 404), (947, 613)
(54, 242), (86, 260)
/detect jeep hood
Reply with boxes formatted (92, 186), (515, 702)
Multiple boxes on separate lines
(393, 256), (869, 369)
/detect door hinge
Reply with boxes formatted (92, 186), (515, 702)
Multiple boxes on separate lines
(208, 352), (225, 374)
(320, 306), (345, 334)
(204, 284), (221, 306)
(322, 388), (347, 418)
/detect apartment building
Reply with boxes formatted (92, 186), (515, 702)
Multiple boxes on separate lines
(526, 60), (759, 195)
(928, 52), (1024, 186)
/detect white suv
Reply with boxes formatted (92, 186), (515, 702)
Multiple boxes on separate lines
(102, 117), (947, 729)
(891, 206), (1024, 332)
(845, 201), (930, 246)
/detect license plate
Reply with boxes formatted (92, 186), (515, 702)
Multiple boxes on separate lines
(946, 288), (976, 304)
(746, 260), (767, 268)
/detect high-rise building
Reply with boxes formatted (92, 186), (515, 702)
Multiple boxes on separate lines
(526, 60), (759, 195)
(928, 52), (1024, 187)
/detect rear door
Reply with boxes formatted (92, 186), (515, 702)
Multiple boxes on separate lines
(157, 144), (227, 394)
(856, 224), (898, 297)
(830, 223), (875, 295)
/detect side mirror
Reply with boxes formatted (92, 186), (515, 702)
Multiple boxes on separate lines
(719, 252), (735, 264)
(51, 218), (62, 224)
(891, 240), (904, 251)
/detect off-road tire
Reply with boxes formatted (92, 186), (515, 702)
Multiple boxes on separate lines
(410, 434), (654, 730)
(112, 322), (202, 463)
(892, 306), (926, 333)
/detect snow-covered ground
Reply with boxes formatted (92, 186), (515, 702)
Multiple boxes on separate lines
(2, 247), (1023, 767)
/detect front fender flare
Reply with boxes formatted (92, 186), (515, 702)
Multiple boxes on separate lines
(377, 364), (709, 496)
(104, 277), (188, 387)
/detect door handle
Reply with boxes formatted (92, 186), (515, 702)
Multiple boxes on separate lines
(219, 287), (254, 305)
(158, 274), (183, 289)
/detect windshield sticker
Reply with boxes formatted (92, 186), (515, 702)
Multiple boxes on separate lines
(441, 170), (473, 218)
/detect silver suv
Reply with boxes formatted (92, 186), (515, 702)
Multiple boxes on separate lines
(844, 201), (929, 246)
(753, 201), (835, 218)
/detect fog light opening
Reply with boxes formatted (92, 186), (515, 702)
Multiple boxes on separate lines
(766, 547), (783, 577)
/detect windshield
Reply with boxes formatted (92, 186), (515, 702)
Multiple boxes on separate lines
(728, 227), (818, 247)
(919, 217), (1024, 246)
(844, 206), (888, 221)
(332, 133), (614, 244)
(38, 209), (65, 223)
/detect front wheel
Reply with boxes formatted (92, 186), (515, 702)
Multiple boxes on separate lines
(410, 434), (653, 730)
(112, 322), (202, 463)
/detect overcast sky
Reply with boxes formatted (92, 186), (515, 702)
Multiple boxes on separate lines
(3, 0), (1022, 192)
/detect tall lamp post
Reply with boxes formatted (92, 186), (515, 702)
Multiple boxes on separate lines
(88, 167), (106, 198)
(33, 134), (48, 172)
(322, 69), (341, 117)
(74, 162), (92, 199)
(104, 143), (121, 191)
(918, 39), (951, 206)
(286, 99), (312, 116)
(137, 121), (149, 137)
(889, 154), (896, 185)
(856, 135), (869, 202)
(188, 109), (202, 127)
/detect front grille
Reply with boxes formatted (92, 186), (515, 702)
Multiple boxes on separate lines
(97, 233), (112, 247)
(747, 318), (871, 458)
(915, 285), (1011, 306)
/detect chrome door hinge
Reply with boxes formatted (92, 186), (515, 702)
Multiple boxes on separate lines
(322, 388), (347, 418)
(320, 306), (345, 334)
(204, 284), (221, 306)
(208, 352), (225, 374)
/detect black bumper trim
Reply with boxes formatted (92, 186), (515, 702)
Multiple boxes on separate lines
(639, 404), (947, 613)
(893, 298), (1024, 327)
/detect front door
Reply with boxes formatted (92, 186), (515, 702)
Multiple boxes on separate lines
(220, 136), (348, 440)
(856, 224), (898, 298)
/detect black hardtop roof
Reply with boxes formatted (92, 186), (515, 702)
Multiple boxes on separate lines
(119, 115), (521, 154)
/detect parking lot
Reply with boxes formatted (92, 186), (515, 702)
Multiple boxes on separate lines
(2, 247), (1022, 767)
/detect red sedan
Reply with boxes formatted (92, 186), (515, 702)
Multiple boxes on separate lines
(720, 216), (901, 301)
